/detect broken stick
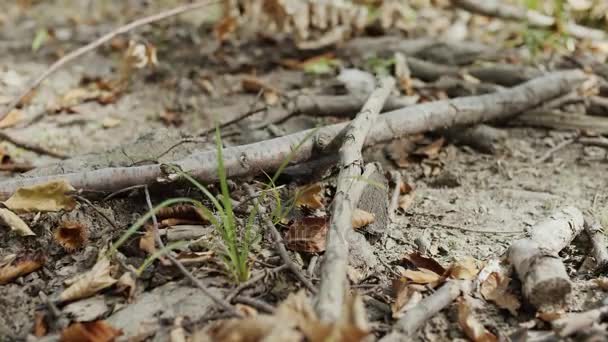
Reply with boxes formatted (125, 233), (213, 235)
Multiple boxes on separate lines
(0, 71), (585, 200)
(316, 76), (395, 322)
(584, 215), (608, 272)
(452, 0), (607, 42)
(508, 206), (584, 308)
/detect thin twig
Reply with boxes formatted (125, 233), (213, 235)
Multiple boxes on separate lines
(243, 184), (318, 294)
(103, 184), (146, 201)
(388, 170), (402, 221)
(225, 265), (287, 301)
(143, 186), (241, 317)
(532, 137), (575, 164)
(0, 131), (68, 159)
(0, 0), (217, 121)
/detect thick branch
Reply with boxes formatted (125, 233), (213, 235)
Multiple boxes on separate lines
(508, 206), (584, 307)
(0, 71), (585, 200)
(316, 77), (395, 322)
(452, 0), (607, 41)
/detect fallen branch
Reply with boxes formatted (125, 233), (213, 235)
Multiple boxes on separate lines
(316, 76), (395, 322)
(380, 280), (471, 341)
(0, 71), (585, 200)
(452, 0), (608, 41)
(552, 305), (608, 337)
(0, 0), (216, 121)
(584, 214), (608, 272)
(507, 206), (584, 308)
(513, 110), (608, 134)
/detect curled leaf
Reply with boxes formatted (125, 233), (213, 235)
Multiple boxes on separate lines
(0, 208), (35, 236)
(457, 297), (498, 342)
(59, 257), (117, 303)
(61, 320), (122, 342)
(351, 209), (375, 229)
(448, 257), (480, 280)
(4, 180), (76, 213)
(480, 272), (520, 315)
(0, 253), (45, 285)
(401, 268), (442, 285)
(295, 183), (325, 209)
(54, 221), (89, 252)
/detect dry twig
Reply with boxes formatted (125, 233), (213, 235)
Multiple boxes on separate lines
(0, 0), (216, 121)
(583, 214), (608, 271)
(316, 76), (395, 322)
(0, 71), (586, 199)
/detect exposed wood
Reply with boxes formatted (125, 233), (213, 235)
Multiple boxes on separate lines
(584, 215), (608, 272)
(513, 110), (608, 134)
(507, 206), (584, 308)
(316, 77), (395, 322)
(380, 280), (471, 341)
(0, 71), (586, 200)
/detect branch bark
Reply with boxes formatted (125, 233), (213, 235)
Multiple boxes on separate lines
(584, 215), (608, 272)
(507, 206), (584, 308)
(452, 0), (608, 41)
(315, 76), (395, 322)
(0, 70), (585, 200)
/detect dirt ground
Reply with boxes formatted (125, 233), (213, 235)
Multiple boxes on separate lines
(1, 1), (608, 341)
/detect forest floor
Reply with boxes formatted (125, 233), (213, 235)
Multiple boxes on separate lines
(1, 1), (608, 341)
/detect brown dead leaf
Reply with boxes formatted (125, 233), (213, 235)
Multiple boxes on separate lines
(403, 252), (447, 276)
(391, 279), (423, 318)
(448, 256), (480, 280)
(160, 109), (183, 127)
(398, 193), (415, 212)
(34, 311), (48, 337)
(537, 309), (566, 322)
(295, 183), (325, 209)
(54, 221), (89, 252)
(214, 16), (238, 42)
(59, 257), (118, 303)
(457, 297), (498, 342)
(4, 179), (76, 213)
(61, 320), (122, 342)
(0, 253), (45, 285)
(401, 268), (443, 285)
(125, 41), (158, 69)
(139, 226), (156, 255)
(0, 208), (35, 236)
(286, 216), (328, 253)
(352, 209), (375, 229)
(480, 272), (520, 316)
(0, 109), (23, 128)
(115, 271), (137, 302)
(157, 205), (210, 223)
(236, 304), (258, 318)
(207, 290), (369, 342)
(414, 137), (446, 159)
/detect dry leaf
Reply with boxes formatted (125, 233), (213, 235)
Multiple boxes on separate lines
(125, 41), (158, 69)
(160, 109), (183, 127)
(61, 320), (122, 342)
(286, 216), (328, 253)
(457, 297), (498, 342)
(536, 309), (566, 322)
(115, 271), (137, 302)
(398, 193), (415, 212)
(139, 226), (156, 255)
(157, 205), (210, 223)
(214, 16), (238, 42)
(4, 179), (76, 213)
(448, 256), (479, 280)
(414, 137), (446, 159)
(403, 252), (447, 275)
(295, 183), (325, 209)
(351, 209), (375, 229)
(59, 257), (118, 303)
(101, 117), (121, 129)
(206, 290), (369, 342)
(0, 109), (23, 128)
(594, 277), (608, 290)
(54, 221), (89, 252)
(401, 268), (442, 285)
(0, 253), (45, 285)
(0, 208), (35, 236)
(34, 311), (48, 337)
(391, 279), (423, 318)
(480, 272), (520, 316)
